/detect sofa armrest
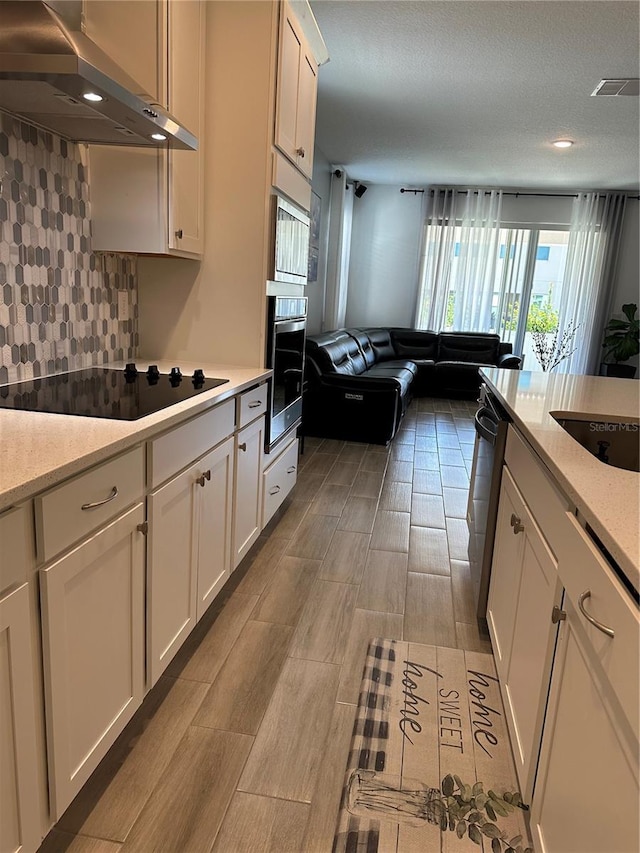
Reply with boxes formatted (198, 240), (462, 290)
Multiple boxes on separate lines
(497, 353), (522, 369)
(303, 372), (401, 445)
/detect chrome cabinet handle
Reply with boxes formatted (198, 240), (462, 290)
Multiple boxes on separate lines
(81, 486), (118, 510)
(510, 513), (524, 534)
(248, 400), (262, 409)
(269, 485), (281, 496)
(238, 442), (247, 452)
(578, 590), (615, 638)
(175, 229), (183, 239)
(196, 470), (211, 487)
(296, 146), (305, 158)
(551, 605), (566, 624)
(286, 466), (296, 474)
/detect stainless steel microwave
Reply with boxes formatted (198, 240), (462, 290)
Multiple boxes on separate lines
(270, 195), (310, 286)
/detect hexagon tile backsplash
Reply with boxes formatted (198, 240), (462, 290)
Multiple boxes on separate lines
(0, 111), (138, 386)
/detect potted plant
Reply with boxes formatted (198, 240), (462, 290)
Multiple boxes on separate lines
(602, 303), (639, 378)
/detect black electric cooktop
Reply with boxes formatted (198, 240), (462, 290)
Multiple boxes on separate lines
(0, 365), (229, 421)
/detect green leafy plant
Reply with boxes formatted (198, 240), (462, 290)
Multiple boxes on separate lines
(503, 297), (559, 334)
(602, 303), (639, 364)
(432, 774), (533, 853)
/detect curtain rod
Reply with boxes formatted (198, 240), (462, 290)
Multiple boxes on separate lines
(400, 188), (640, 200)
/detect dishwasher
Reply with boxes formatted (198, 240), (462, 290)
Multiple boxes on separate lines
(466, 383), (511, 630)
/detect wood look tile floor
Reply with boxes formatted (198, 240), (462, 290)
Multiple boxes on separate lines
(40, 398), (493, 853)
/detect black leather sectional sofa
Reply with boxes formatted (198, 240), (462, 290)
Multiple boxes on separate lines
(302, 328), (521, 445)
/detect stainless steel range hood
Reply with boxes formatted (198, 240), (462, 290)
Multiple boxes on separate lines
(0, 1), (198, 150)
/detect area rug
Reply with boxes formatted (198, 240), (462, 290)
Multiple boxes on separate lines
(332, 640), (533, 853)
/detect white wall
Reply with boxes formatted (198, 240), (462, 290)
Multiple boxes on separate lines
(345, 185), (423, 327)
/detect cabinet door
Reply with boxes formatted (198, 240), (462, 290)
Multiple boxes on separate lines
(275, 4), (317, 179)
(0, 584), (41, 853)
(147, 464), (199, 686)
(275, 7), (303, 169)
(233, 416), (265, 568)
(195, 438), (234, 620)
(82, 0), (165, 103)
(486, 467), (525, 680)
(40, 504), (145, 820)
(168, 0), (205, 255)
(294, 49), (318, 179)
(531, 598), (639, 853)
(502, 503), (561, 802)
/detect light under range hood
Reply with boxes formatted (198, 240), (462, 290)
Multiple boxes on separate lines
(0, 1), (197, 150)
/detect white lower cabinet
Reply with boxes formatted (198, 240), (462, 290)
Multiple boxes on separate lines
(40, 503), (146, 820)
(0, 583), (41, 853)
(232, 416), (265, 568)
(147, 436), (235, 685)
(487, 466), (562, 802)
(261, 435), (298, 527)
(531, 511), (639, 853)
(195, 438), (234, 620)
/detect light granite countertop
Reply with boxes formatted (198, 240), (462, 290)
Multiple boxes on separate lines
(0, 361), (271, 513)
(481, 368), (640, 595)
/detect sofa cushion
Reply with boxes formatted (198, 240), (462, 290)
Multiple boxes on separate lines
(345, 328), (377, 368)
(389, 328), (439, 360)
(438, 333), (500, 364)
(360, 328), (397, 362)
(306, 333), (367, 377)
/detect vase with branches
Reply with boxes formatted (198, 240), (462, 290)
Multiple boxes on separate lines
(531, 319), (580, 372)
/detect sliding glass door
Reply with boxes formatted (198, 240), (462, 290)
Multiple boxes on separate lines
(495, 228), (570, 369)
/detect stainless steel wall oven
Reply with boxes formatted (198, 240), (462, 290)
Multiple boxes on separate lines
(265, 296), (307, 452)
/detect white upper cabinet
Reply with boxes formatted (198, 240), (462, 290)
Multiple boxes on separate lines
(82, 0), (164, 102)
(86, 0), (205, 257)
(274, 3), (318, 180)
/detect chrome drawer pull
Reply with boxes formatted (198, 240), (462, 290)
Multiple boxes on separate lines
(81, 486), (118, 510)
(286, 466), (296, 474)
(248, 400), (262, 409)
(238, 442), (247, 452)
(578, 590), (615, 638)
(269, 485), (281, 496)
(510, 513), (524, 534)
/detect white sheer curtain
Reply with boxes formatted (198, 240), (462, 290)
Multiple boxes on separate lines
(415, 188), (503, 331)
(323, 170), (354, 330)
(558, 192), (628, 374)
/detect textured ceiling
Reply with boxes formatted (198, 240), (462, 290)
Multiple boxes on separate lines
(310, 0), (640, 190)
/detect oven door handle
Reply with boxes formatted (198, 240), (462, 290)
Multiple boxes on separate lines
(474, 406), (499, 446)
(274, 319), (306, 334)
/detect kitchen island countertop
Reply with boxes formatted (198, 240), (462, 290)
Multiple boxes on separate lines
(0, 361), (271, 513)
(481, 368), (639, 595)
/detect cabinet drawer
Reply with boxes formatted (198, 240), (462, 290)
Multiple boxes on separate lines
(148, 399), (235, 488)
(238, 384), (268, 429)
(505, 427), (570, 555)
(262, 437), (298, 526)
(558, 511), (639, 740)
(0, 504), (35, 595)
(35, 447), (144, 564)
(272, 151), (311, 212)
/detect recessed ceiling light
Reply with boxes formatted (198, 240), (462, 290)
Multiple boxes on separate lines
(552, 139), (574, 148)
(151, 133), (167, 141)
(83, 92), (103, 102)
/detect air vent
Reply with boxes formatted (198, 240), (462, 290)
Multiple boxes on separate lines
(591, 79), (640, 97)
